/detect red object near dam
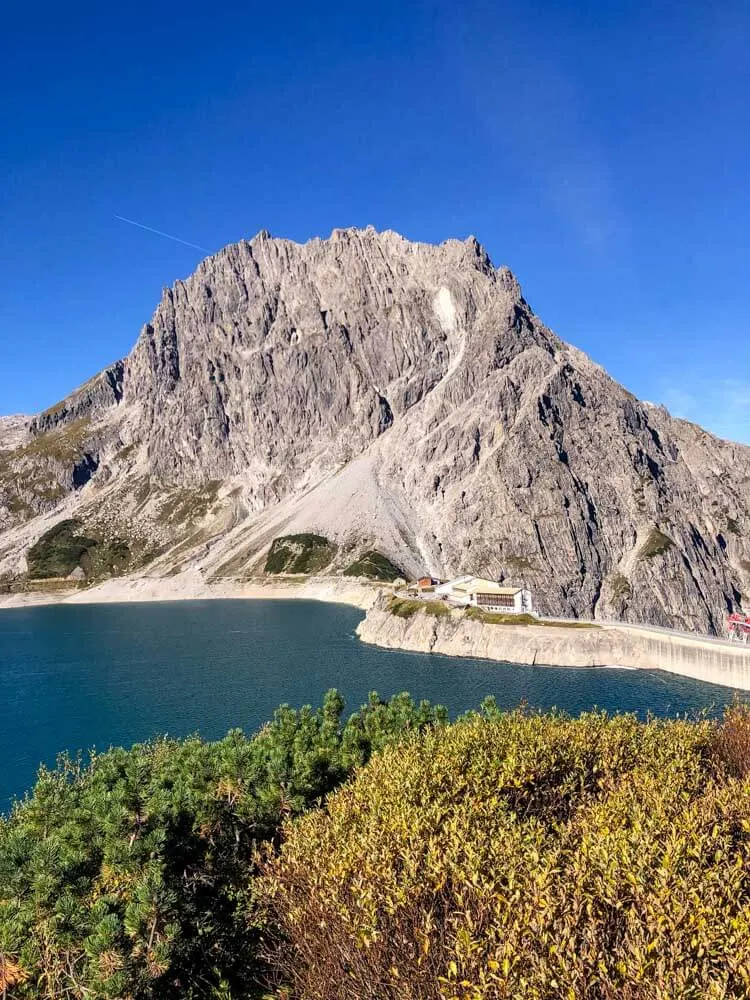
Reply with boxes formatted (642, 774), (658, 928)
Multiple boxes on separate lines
(727, 613), (750, 641)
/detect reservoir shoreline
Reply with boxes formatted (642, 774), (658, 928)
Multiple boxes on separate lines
(3, 574), (750, 691)
(2, 599), (740, 811)
(0, 571), (378, 611)
(356, 599), (750, 692)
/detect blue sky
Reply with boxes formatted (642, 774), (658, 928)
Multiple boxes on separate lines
(2, 0), (748, 442)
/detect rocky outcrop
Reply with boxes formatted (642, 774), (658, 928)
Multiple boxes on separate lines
(121, 230), (505, 493)
(1, 227), (749, 632)
(29, 362), (125, 437)
(357, 598), (750, 690)
(0, 416), (30, 451)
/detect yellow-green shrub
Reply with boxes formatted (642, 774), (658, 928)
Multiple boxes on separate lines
(259, 711), (750, 1000)
(715, 702), (750, 778)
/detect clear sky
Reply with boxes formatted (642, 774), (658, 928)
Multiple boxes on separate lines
(2, 1), (749, 441)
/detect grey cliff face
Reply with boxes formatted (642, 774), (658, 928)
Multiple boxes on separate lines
(0, 416), (30, 451)
(28, 362), (124, 437)
(122, 229), (506, 495)
(1, 227), (748, 632)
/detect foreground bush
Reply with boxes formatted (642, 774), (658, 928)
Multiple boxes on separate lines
(0, 691), (446, 999)
(260, 708), (750, 1000)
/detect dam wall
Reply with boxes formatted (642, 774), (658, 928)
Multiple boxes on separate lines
(356, 602), (750, 691)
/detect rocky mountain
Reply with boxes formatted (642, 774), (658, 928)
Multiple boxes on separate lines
(1, 227), (748, 632)
(0, 416), (30, 452)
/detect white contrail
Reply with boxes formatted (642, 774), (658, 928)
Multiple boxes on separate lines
(114, 215), (210, 252)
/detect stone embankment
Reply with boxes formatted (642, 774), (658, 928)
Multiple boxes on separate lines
(356, 599), (750, 691)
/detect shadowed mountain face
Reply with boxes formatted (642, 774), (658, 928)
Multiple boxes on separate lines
(1, 227), (748, 632)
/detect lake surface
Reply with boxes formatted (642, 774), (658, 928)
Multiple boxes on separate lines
(0, 599), (743, 810)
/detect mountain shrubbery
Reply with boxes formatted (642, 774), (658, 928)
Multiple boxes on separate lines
(264, 535), (337, 575)
(260, 706), (750, 1000)
(26, 519), (132, 580)
(343, 550), (403, 581)
(3, 697), (750, 999)
(26, 519), (99, 578)
(0, 691), (446, 998)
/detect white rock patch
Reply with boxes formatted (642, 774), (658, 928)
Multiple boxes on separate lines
(433, 286), (457, 333)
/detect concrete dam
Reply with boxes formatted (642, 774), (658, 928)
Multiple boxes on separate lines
(356, 602), (750, 692)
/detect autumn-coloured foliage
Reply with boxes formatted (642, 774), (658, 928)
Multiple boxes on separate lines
(715, 701), (750, 778)
(3, 697), (749, 998)
(260, 709), (750, 1000)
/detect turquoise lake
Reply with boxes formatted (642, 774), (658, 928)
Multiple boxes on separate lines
(0, 599), (743, 810)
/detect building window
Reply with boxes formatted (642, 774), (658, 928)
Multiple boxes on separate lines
(475, 593), (515, 608)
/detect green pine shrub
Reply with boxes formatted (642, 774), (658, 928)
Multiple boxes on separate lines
(26, 518), (98, 578)
(26, 519), (132, 580)
(264, 535), (337, 575)
(0, 691), (447, 999)
(343, 551), (404, 581)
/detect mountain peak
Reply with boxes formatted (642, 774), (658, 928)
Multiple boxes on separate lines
(0, 229), (748, 633)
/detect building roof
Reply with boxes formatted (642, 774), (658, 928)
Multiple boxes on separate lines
(450, 578), (522, 596)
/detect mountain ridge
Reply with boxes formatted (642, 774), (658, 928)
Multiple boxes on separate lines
(1, 227), (748, 632)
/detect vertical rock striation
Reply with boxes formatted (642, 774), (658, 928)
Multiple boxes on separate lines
(1, 227), (748, 632)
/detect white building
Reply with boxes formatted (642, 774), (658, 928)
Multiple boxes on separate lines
(434, 575), (473, 597)
(435, 576), (533, 614)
